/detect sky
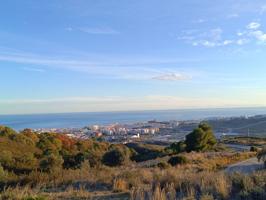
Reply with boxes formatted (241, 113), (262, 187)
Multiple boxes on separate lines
(1, 0), (266, 114)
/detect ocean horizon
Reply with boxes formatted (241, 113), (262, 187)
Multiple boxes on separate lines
(1, 107), (266, 131)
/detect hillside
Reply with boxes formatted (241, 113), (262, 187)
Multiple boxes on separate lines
(204, 115), (266, 136)
(0, 124), (265, 200)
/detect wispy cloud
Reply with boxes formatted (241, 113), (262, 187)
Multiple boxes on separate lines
(180, 28), (235, 47)
(179, 21), (266, 47)
(0, 51), (195, 81)
(247, 22), (261, 30)
(79, 27), (120, 35)
(22, 67), (45, 73)
(152, 73), (191, 81)
(241, 22), (266, 44)
(226, 14), (239, 19)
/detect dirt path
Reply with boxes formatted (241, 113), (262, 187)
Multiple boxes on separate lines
(225, 157), (264, 174)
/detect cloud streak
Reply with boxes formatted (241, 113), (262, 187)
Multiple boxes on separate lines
(152, 73), (191, 81)
(0, 51), (194, 81)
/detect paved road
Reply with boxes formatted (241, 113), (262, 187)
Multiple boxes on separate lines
(225, 157), (264, 174)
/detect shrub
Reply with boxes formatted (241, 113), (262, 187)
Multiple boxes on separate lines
(157, 161), (170, 169)
(0, 151), (13, 168)
(40, 154), (63, 172)
(168, 155), (189, 166)
(0, 126), (17, 137)
(63, 153), (85, 169)
(102, 149), (127, 167)
(250, 146), (258, 152)
(169, 141), (187, 154)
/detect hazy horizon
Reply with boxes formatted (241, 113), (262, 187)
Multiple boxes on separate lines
(2, 106), (266, 116)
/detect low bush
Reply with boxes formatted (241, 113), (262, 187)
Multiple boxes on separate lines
(102, 149), (127, 167)
(157, 161), (170, 169)
(168, 155), (189, 166)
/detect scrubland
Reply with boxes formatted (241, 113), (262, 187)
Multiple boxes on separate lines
(0, 124), (265, 200)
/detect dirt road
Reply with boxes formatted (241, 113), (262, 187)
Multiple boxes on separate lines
(225, 157), (264, 174)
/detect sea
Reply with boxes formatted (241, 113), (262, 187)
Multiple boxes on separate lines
(1, 107), (266, 131)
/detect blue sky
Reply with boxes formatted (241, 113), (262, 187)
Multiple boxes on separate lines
(1, 0), (266, 114)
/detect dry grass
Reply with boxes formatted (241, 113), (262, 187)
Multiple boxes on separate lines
(0, 151), (264, 200)
(113, 178), (128, 192)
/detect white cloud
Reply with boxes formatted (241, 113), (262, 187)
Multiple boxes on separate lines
(179, 28), (236, 47)
(237, 22), (266, 44)
(249, 30), (266, 42)
(236, 39), (249, 45)
(79, 27), (120, 35)
(247, 22), (261, 30)
(179, 21), (266, 47)
(152, 73), (191, 81)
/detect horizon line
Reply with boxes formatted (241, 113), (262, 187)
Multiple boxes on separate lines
(1, 106), (266, 116)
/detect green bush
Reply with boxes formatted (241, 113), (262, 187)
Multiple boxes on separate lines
(168, 155), (189, 166)
(40, 154), (63, 172)
(102, 149), (127, 167)
(169, 141), (187, 154)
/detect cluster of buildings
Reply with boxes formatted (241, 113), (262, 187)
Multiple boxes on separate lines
(33, 120), (182, 143)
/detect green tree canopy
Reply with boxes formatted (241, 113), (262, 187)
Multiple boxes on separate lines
(185, 123), (217, 152)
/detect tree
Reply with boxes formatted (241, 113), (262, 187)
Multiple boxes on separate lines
(185, 123), (217, 152)
(102, 149), (127, 167)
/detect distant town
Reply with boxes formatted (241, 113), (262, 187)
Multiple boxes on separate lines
(32, 119), (200, 143)
(32, 114), (266, 143)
